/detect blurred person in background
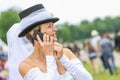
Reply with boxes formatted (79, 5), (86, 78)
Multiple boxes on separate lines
(0, 46), (8, 80)
(91, 30), (101, 55)
(90, 30), (106, 71)
(0, 46), (8, 71)
(85, 39), (99, 74)
(114, 30), (120, 52)
(100, 33), (117, 75)
(66, 41), (75, 53)
(105, 33), (118, 75)
(73, 40), (80, 57)
(79, 42), (89, 63)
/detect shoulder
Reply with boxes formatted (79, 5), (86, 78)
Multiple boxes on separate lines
(18, 58), (35, 78)
(63, 48), (76, 60)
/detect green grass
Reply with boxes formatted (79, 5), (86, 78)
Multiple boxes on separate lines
(83, 62), (120, 80)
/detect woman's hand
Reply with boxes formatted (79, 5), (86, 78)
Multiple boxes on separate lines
(37, 33), (54, 56)
(54, 42), (63, 60)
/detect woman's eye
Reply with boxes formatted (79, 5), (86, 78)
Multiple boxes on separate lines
(47, 25), (52, 28)
(48, 26), (50, 28)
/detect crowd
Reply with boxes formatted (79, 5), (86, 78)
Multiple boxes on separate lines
(66, 30), (120, 76)
(0, 46), (8, 80)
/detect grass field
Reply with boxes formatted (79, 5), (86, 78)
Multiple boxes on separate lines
(83, 62), (120, 80)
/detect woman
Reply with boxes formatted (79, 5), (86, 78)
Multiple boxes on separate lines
(85, 39), (99, 74)
(8, 4), (92, 80)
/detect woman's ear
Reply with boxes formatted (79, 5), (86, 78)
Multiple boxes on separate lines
(29, 30), (34, 36)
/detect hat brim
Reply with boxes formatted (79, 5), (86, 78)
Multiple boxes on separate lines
(18, 17), (59, 37)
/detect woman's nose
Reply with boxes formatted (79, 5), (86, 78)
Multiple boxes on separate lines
(52, 26), (57, 32)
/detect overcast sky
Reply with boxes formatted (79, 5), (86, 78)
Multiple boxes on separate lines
(0, 0), (120, 24)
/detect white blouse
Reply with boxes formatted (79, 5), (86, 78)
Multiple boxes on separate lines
(23, 55), (92, 80)
(24, 56), (74, 80)
(24, 67), (74, 80)
(60, 55), (93, 80)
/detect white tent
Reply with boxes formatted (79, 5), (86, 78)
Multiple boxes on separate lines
(0, 38), (8, 54)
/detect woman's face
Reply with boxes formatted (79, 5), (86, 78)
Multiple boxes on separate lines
(39, 22), (57, 42)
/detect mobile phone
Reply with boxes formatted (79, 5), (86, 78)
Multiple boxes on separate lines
(32, 30), (43, 41)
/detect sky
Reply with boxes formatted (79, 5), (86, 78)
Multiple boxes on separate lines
(0, 0), (120, 24)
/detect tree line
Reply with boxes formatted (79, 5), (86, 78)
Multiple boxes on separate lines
(56, 16), (120, 43)
(0, 8), (120, 44)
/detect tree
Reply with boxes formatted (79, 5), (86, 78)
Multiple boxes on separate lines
(0, 8), (20, 43)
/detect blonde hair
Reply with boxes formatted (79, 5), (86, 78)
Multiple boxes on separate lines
(86, 40), (94, 50)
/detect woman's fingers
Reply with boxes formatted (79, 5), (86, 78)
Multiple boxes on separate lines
(43, 33), (46, 42)
(43, 33), (53, 43)
(46, 34), (49, 43)
(50, 36), (53, 43)
(36, 34), (44, 46)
